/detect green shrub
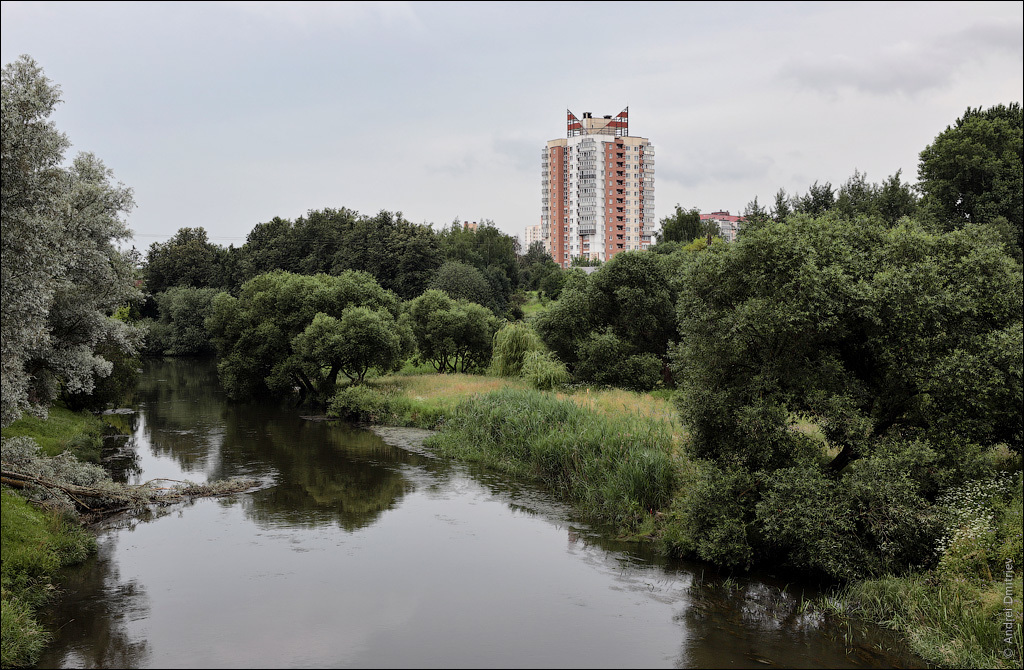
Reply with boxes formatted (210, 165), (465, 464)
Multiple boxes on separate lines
(935, 471), (1020, 581)
(574, 330), (663, 391)
(521, 351), (569, 391)
(327, 384), (442, 429)
(661, 462), (755, 569)
(328, 385), (392, 423)
(756, 460), (938, 580)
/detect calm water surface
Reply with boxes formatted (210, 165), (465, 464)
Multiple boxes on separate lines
(36, 359), (924, 669)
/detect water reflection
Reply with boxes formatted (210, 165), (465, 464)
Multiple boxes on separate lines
(41, 528), (151, 668)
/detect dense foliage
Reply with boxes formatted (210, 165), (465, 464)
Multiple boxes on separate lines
(533, 251), (677, 390)
(668, 211), (1023, 577)
(206, 271), (406, 402)
(918, 102), (1023, 257)
(143, 286), (221, 356)
(405, 290), (498, 373)
(1, 56), (143, 427)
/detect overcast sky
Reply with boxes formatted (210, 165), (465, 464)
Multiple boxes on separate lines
(2, 1), (1022, 249)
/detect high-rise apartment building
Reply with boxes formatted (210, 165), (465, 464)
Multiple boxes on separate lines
(522, 224), (544, 253)
(541, 108), (655, 267)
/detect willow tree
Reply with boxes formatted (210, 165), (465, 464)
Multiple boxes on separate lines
(2, 55), (143, 426)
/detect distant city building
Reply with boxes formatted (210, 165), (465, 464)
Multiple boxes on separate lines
(541, 108), (655, 268)
(700, 210), (743, 242)
(524, 224), (543, 249)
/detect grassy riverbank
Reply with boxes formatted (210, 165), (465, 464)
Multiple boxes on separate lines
(2, 406), (107, 462)
(1, 407), (105, 668)
(328, 371), (1023, 669)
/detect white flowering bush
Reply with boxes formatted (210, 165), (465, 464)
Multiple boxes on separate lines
(934, 472), (1017, 579)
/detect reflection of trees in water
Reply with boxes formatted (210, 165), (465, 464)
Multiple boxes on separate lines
(224, 412), (419, 532)
(131, 358), (431, 532)
(35, 532), (151, 669)
(101, 433), (142, 483)
(134, 358), (228, 472)
(675, 577), (922, 668)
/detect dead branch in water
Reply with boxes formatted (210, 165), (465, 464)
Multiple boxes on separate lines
(1, 466), (259, 520)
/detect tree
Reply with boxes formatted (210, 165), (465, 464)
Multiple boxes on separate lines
(534, 251), (677, 389)
(918, 102), (1023, 257)
(676, 212), (1022, 472)
(437, 220), (520, 309)
(151, 286), (221, 356)
(742, 196), (771, 229)
(834, 169), (877, 220)
(794, 180), (835, 216)
(670, 212), (1022, 573)
(144, 227), (227, 293)
(771, 189), (792, 223)
(656, 204), (703, 243)
(875, 169), (918, 226)
(2, 56), (143, 426)
(406, 290), (498, 373)
(428, 261), (493, 311)
(291, 308), (403, 388)
(490, 322), (546, 377)
(519, 240), (562, 296)
(206, 271), (401, 402)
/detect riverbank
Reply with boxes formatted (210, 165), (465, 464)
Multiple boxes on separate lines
(0, 403), (257, 669)
(1, 407), (105, 668)
(328, 372), (1023, 669)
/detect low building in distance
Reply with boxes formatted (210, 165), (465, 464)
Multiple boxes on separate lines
(523, 224), (543, 250)
(700, 210), (743, 242)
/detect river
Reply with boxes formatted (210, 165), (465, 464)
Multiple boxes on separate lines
(36, 358), (923, 669)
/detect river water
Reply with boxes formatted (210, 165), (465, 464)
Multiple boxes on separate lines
(36, 359), (923, 669)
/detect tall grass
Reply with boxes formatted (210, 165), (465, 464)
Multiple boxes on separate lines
(843, 572), (1023, 669)
(520, 291), (554, 316)
(1, 491), (96, 668)
(425, 388), (680, 530)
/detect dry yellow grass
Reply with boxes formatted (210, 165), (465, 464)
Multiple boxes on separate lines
(380, 374), (530, 410)
(559, 386), (686, 449)
(375, 374), (686, 446)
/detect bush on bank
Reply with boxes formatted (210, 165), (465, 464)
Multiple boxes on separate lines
(836, 470), (1023, 669)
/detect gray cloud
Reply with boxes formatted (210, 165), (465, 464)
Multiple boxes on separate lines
(780, 20), (1023, 97)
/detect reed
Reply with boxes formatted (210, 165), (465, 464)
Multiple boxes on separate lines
(842, 573), (1023, 668)
(425, 388), (680, 529)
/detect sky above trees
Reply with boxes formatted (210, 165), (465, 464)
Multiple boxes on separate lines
(1, 1), (1020, 247)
